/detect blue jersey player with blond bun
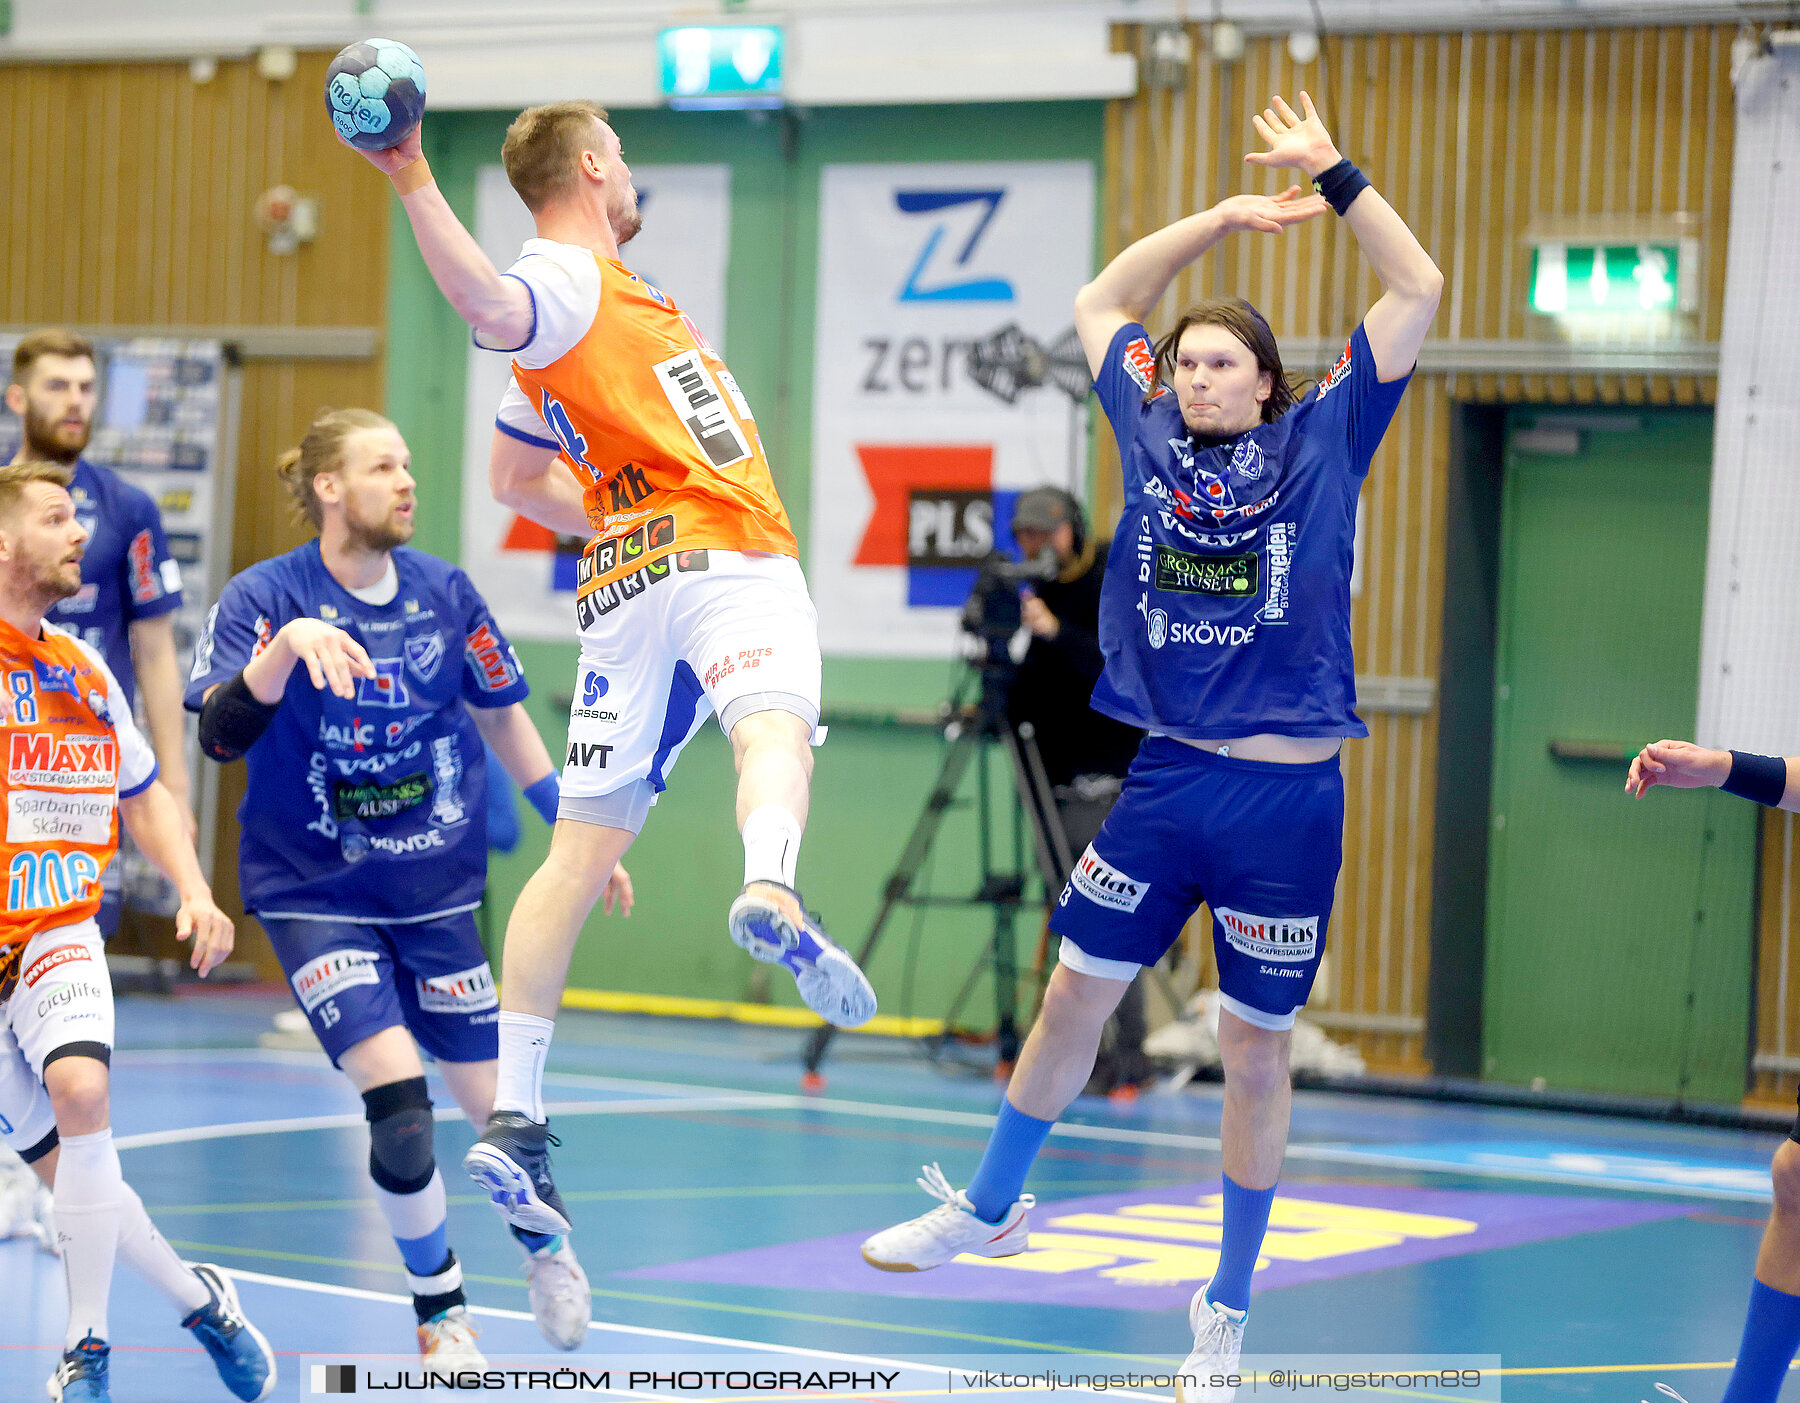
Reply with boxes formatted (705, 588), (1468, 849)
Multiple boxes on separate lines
(860, 93), (1442, 1399)
(185, 409), (631, 1374)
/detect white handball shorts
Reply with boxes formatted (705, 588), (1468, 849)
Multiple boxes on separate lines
(0, 919), (113, 1158)
(559, 550), (823, 833)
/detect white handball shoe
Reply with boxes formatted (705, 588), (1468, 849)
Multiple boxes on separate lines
(860, 1163), (1033, 1272)
(418, 1306), (485, 1382)
(524, 1237), (591, 1351)
(1174, 1281), (1247, 1403)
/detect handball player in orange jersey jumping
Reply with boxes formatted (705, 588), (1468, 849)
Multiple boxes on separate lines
(345, 103), (875, 1231)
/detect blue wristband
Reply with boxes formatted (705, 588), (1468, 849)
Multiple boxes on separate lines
(1314, 158), (1371, 216)
(524, 773), (561, 825)
(1722, 750), (1788, 808)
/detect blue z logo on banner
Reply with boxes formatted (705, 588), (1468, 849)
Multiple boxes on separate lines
(894, 189), (1015, 303)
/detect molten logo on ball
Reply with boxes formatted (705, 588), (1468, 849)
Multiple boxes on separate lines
(325, 38), (427, 151)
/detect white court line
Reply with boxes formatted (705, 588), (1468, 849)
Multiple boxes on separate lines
(113, 1095), (776, 1150)
(221, 1265), (1171, 1401)
(113, 1048), (1772, 1202)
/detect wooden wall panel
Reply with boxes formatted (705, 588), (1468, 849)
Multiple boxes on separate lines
(0, 53), (388, 972)
(1105, 24), (1738, 1071)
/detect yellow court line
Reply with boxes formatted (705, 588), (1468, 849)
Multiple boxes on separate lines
(560, 986), (945, 1039)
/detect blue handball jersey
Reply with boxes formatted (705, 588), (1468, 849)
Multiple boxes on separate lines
(46, 459), (183, 709)
(183, 541), (529, 922)
(1090, 321), (1411, 739)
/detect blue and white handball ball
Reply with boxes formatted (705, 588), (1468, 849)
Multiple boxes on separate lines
(325, 38), (427, 151)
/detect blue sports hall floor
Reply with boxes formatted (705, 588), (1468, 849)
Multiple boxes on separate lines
(1, 987), (1792, 1401)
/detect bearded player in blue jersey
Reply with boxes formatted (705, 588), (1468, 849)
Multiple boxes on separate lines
(861, 94), (1441, 1397)
(185, 409), (628, 1372)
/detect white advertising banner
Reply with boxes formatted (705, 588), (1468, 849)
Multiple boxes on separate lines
(459, 163), (731, 642)
(808, 160), (1094, 657)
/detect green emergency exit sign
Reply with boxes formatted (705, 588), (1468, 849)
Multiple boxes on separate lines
(658, 26), (784, 108)
(1530, 242), (1682, 314)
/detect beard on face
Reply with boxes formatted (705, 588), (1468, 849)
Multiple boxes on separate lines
(30, 549), (84, 603)
(344, 499), (414, 554)
(21, 401), (90, 466)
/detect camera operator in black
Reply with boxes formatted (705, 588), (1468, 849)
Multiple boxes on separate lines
(1005, 487), (1150, 1091)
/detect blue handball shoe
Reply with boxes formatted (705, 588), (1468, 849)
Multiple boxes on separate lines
(183, 1263), (277, 1401)
(728, 881), (877, 1028)
(47, 1332), (109, 1402)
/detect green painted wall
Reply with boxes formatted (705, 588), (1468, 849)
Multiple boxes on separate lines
(387, 102), (1105, 1021)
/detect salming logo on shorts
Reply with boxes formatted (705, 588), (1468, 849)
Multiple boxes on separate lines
(291, 949), (381, 1013)
(1070, 847), (1150, 913)
(415, 963), (498, 1014)
(1216, 907), (1318, 962)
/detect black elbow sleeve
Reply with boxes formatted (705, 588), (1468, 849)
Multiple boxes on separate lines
(197, 671), (281, 762)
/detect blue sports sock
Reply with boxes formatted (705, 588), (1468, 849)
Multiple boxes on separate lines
(1721, 1279), (1800, 1403)
(965, 1100), (1055, 1223)
(394, 1222), (451, 1277)
(1206, 1174), (1276, 1313)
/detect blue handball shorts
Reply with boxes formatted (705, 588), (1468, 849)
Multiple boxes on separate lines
(1049, 736), (1344, 1031)
(257, 911), (499, 1066)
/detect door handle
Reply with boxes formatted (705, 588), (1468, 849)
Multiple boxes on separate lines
(1548, 739), (1629, 762)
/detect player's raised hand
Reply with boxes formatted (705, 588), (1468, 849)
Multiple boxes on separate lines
(175, 892), (235, 978)
(1247, 92), (1344, 179)
(278, 618), (377, 699)
(339, 119), (425, 177)
(1625, 739), (1731, 798)
(1212, 187), (1330, 235)
(603, 862), (635, 918)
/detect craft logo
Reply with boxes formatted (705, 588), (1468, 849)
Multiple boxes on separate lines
(1155, 546), (1259, 597)
(893, 188), (1015, 302)
(1070, 846), (1149, 913)
(1216, 906), (1318, 963)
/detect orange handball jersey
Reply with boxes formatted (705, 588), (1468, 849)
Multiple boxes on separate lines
(0, 618), (158, 952)
(504, 250), (796, 618)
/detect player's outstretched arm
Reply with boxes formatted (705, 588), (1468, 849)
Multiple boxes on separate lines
(1628, 739), (1800, 810)
(1073, 188), (1328, 377)
(1246, 92), (1442, 382)
(491, 430), (591, 537)
(242, 618), (377, 702)
(118, 780), (235, 977)
(342, 124), (533, 349)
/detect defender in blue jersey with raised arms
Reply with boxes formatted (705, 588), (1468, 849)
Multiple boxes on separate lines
(185, 409), (629, 1373)
(860, 93), (1441, 1397)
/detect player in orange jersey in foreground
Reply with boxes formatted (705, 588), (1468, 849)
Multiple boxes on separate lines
(345, 104), (875, 1233)
(0, 462), (274, 1403)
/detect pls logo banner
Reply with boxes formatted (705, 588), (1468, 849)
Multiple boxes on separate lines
(460, 163), (731, 643)
(809, 161), (1094, 657)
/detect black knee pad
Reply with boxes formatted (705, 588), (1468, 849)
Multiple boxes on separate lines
(363, 1076), (436, 1195)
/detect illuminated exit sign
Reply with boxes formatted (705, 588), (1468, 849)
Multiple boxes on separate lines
(1530, 242), (1689, 314)
(658, 26), (784, 109)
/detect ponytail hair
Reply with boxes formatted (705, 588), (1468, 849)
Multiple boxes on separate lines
(275, 407), (392, 529)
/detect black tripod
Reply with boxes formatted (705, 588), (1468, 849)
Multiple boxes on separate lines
(801, 632), (1073, 1084)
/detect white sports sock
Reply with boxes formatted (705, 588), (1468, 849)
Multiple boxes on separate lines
(494, 1012), (554, 1123)
(373, 1167), (448, 1241)
(54, 1128), (125, 1347)
(742, 805), (803, 888)
(116, 1182), (210, 1314)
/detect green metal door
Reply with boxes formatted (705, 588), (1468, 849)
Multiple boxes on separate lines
(1483, 408), (1755, 1101)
